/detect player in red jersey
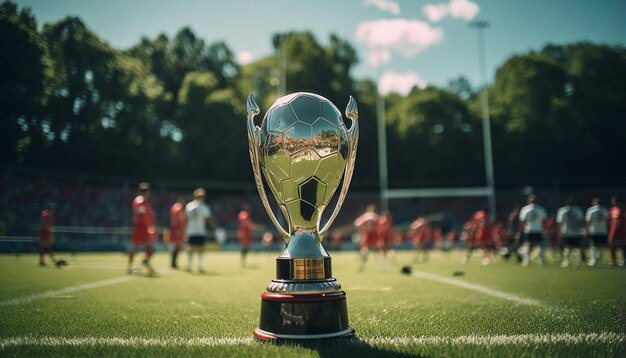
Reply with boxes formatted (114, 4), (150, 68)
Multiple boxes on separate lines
(237, 203), (261, 267)
(409, 217), (433, 263)
(608, 195), (626, 267)
(353, 204), (378, 271)
(128, 182), (157, 274)
(169, 196), (186, 269)
(460, 218), (477, 264)
(474, 208), (495, 265)
(375, 211), (395, 264)
(543, 214), (561, 263)
(39, 202), (57, 266)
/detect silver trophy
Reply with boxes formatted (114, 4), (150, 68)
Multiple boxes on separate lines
(246, 92), (358, 341)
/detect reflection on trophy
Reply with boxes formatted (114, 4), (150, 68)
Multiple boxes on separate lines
(246, 92), (358, 341)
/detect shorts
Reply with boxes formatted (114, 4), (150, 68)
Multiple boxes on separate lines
(188, 235), (206, 246)
(524, 233), (543, 245)
(590, 234), (608, 247)
(131, 236), (154, 246)
(610, 240), (626, 248)
(563, 236), (582, 247)
(40, 240), (53, 248)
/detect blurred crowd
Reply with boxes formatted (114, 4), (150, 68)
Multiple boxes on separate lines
(2, 170), (625, 270)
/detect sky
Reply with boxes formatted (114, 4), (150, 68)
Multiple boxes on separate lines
(16, 0), (626, 96)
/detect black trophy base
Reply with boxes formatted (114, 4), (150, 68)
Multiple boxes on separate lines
(253, 291), (354, 341)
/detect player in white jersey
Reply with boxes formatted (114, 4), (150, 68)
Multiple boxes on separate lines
(185, 188), (217, 272)
(518, 194), (547, 267)
(556, 198), (586, 267)
(585, 197), (609, 266)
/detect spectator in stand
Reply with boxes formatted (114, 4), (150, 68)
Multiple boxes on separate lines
(353, 204), (378, 272)
(237, 203), (261, 267)
(585, 197), (609, 266)
(608, 196), (626, 267)
(557, 197), (586, 268)
(128, 182), (156, 275)
(169, 196), (186, 269)
(409, 217), (433, 263)
(39, 202), (57, 266)
(543, 214), (561, 263)
(519, 194), (547, 267)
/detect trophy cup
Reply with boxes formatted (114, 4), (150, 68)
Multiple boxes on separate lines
(246, 92), (358, 341)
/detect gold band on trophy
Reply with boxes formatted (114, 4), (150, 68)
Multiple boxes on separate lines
(293, 258), (326, 279)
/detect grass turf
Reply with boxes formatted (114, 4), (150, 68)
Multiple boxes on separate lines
(0, 250), (624, 357)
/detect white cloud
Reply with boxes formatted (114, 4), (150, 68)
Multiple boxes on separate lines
(378, 71), (427, 96)
(422, 0), (479, 22)
(364, 0), (401, 15)
(449, 0), (479, 20)
(236, 50), (255, 65)
(423, 4), (449, 22)
(356, 19), (443, 66)
(367, 49), (392, 67)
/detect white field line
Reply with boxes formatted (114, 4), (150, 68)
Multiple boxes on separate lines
(0, 268), (173, 307)
(0, 333), (623, 349)
(0, 276), (134, 307)
(364, 332), (625, 346)
(69, 264), (127, 269)
(411, 270), (545, 307)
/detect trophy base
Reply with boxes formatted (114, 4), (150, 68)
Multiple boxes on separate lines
(253, 291), (354, 342)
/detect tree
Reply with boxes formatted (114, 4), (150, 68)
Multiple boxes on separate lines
(386, 87), (482, 187)
(177, 71), (247, 181)
(0, 1), (49, 164)
(487, 43), (626, 186)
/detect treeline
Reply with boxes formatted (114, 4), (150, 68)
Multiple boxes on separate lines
(2, 1), (625, 189)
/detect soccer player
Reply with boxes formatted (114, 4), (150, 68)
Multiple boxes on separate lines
(518, 194), (547, 267)
(375, 211), (395, 264)
(543, 214), (561, 263)
(556, 198), (586, 268)
(585, 197), (609, 266)
(409, 217), (433, 263)
(353, 204), (378, 271)
(169, 196), (186, 269)
(502, 206), (521, 262)
(237, 203), (261, 267)
(39, 202), (57, 266)
(460, 218), (477, 264)
(185, 188), (216, 273)
(128, 182), (156, 275)
(608, 196), (626, 267)
(473, 208), (495, 265)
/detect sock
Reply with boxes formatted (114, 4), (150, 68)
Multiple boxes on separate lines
(562, 248), (570, 265)
(198, 253), (203, 270)
(145, 247), (154, 261)
(589, 246), (596, 264)
(128, 252), (135, 265)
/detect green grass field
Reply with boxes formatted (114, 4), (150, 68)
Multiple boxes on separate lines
(1, 249), (624, 357)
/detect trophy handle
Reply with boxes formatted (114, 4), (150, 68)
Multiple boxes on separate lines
(247, 93), (290, 240)
(319, 96), (359, 239)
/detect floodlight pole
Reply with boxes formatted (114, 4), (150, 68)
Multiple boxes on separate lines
(470, 20), (497, 219)
(376, 87), (389, 213)
(280, 42), (287, 96)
